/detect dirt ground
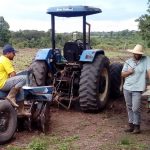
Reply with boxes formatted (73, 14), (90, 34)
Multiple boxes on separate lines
(1, 96), (150, 150)
(0, 53), (150, 149)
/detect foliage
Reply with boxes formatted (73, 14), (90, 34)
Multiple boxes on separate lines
(28, 138), (48, 150)
(0, 16), (146, 50)
(9, 29), (145, 51)
(0, 16), (11, 46)
(7, 146), (22, 150)
(136, 0), (150, 47)
(10, 30), (51, 48)
(5, 135), (80, 150)
(91, 30), (144, 50)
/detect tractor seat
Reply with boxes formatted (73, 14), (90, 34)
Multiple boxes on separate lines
(63, 41), (82, 62)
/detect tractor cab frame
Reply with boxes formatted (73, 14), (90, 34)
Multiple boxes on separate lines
(47, 6), (101, 51)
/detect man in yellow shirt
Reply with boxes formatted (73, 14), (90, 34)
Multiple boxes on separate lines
(0, 44), (30, 116)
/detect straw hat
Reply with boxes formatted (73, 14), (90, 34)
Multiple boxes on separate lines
(127, 44), (144, 55)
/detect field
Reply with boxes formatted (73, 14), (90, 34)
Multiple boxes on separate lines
(1, 48), (150, 150)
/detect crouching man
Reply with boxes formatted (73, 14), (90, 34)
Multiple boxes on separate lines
(0, 44), (30, 116)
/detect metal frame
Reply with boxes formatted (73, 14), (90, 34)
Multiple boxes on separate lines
(47, 6), (102, 50)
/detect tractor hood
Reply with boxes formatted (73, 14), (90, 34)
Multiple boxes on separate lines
(47, 5), (102, 17)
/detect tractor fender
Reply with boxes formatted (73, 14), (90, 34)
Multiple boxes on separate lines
(79, 49), (105, 62)
(34, 48), (54, 70)
(35, 48), (53, 61)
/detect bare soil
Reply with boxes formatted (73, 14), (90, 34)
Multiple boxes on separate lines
(1, 97), (150, 150)
(0, 52), (150, 149)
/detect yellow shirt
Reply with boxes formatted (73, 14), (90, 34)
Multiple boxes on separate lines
(0, 55), (15, 89)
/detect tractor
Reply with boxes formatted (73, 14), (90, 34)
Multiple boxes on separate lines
(30, 5), (123, 112)
(0, 5), (123, 144)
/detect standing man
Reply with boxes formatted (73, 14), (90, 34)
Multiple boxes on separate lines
(0, 44), (30, 116)
(121, 44), (150, 134)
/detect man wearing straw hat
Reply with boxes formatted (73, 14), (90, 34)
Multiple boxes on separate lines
(121, 44), (150, 134)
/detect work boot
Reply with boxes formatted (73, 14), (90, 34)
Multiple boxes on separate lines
(124, 123), (134, 132)
(6, 87), (19, 107)
(132, 125), (141, 134)
(17, 101), (31, 116)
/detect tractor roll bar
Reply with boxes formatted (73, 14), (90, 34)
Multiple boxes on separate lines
(47, 6), (102, 50)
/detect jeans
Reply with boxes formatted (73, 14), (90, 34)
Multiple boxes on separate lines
(1, 75), (27, 91)
(0, 75), (27, 102)
(123, 89), (142, 125)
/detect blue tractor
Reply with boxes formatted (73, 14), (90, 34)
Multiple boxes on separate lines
(30, 6), (123, 112)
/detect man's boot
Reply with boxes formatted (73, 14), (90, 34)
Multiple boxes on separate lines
(124, 123), (134, 132)
(6, 87), (19, 107)
(17, 101), (31, 116)
(132, 125), (141, 134)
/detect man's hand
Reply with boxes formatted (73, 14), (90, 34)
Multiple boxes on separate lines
(128, 68), (134, 75)
(9, 71), (16, 77)
(121, 68), (134, 78)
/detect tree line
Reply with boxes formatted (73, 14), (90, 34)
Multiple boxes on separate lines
(0, 19), (145, 50)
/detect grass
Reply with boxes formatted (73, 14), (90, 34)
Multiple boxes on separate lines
(7, 134), (149, 150)
(6, 135), (80, 150)
(99, 135), (149, 150)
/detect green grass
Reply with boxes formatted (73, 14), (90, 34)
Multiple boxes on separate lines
(6, 135), (80, 150)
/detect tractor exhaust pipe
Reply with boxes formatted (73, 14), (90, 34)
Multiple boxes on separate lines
(86, 22), (91, 49)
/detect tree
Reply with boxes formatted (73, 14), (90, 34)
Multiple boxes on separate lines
(136, 0), (150, 47)
(0, 16), (11, 46)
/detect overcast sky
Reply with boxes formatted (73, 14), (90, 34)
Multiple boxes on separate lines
(0, 0), (148, 32)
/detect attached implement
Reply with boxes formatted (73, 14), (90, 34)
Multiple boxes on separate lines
(0, 70), (53, 144)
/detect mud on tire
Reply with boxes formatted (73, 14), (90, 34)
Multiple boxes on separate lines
(79, 55), (110, 112)
(30, 60), (48, 86)
(0, 100), (17, 144)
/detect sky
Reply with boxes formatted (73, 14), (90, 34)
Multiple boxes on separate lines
(0, 0), (148, 33)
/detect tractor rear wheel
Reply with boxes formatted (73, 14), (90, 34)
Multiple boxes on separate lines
(30, 60), (48, 86)
(0, 100), (17, 144)
(79, 55), (110, 112)
(110, 63), (124, 98)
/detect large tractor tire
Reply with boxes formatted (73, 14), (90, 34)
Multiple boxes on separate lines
(79, 55), (110, 112)
(30, 60), (48, 86)
(0, 100), (17, 144)
(110, 63), (124, 99)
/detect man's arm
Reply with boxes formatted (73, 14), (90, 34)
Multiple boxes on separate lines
(121, 68), (134, 78)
